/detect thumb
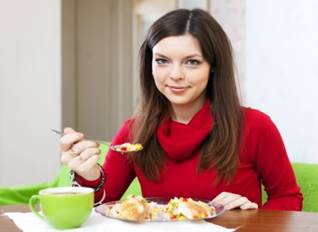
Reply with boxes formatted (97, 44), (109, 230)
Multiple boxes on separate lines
(64, 127), (78, 134)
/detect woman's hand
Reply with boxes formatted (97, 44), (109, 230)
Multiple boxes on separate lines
(211, 192), (258, 210)
(60, 127), (101, 181)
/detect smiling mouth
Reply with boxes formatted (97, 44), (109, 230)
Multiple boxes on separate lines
(167, 85), (190, 93)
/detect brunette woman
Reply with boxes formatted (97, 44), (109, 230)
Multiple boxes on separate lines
(60, 8), (302, 210)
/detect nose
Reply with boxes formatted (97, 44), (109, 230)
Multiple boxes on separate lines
(169, 64), (184, 81)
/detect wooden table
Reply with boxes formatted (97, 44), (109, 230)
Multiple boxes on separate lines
(1, 205), (318, 232)
(209, 208), (318, 232)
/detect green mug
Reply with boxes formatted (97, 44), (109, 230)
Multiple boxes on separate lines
(29, 186), (94, 229)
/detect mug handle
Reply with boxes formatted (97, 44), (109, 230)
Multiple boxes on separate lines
(29, 195), (45, 221)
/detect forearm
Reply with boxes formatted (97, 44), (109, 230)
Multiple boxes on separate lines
(255, 114), (303, 211)
(262, 194), (303, 211)
(72, 165), (106, 206)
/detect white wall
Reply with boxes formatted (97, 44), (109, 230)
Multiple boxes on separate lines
(0, 0), (61, 186)
(245, 0), (318, 163)
(210, 0), (246, 99)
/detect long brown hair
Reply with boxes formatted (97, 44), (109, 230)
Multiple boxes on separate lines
(130, 8), (242, 182)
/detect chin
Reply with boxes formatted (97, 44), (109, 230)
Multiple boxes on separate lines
(168, 97), (190, 105)
(167, 95), (205, 108)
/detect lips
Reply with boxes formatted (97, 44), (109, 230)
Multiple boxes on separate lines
(167, 85), (190, 93)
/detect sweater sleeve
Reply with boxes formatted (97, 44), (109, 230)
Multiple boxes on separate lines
(254, 112), (303, 210)
(74, 120), (136, 204)
(103, 120), (136, 202)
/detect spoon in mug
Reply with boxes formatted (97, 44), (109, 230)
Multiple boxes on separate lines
(51, 129), (143, 154)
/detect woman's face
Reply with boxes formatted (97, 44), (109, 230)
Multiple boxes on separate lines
(152, 34), (211, 109)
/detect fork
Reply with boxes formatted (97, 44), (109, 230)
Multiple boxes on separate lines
(51, 128), (142, 153)
(50, 128), (111, 146)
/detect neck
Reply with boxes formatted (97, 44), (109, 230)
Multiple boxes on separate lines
(170, 97), (206, 124)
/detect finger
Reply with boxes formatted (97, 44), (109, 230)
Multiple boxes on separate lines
(60, 132), (84, 152)
(67, 155), (84, 171)
(64, 127), (77, 134)
(77, 155), (100, 174)
(211, 192), (230, 202)
(61, 151), (74, 165)
(213, 192), (242, 205)
(71, 140), (98, 154)
(240, 202), (258, 210)
(224, 196), (249, 210)
(79, 147), (100, 161)
(60, 148), (79, 165)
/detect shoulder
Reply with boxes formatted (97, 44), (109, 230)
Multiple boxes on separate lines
(241, 106), (277, 133)
(242, 107), (271, 123)
(111, 118), (135, 144)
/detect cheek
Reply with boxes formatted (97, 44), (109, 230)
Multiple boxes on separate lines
(189, 68), (210, 87)
(201, 76), (210, 90)
(200, 78), (209, 91)
(152, 66), (169, 85)
(152, 68), (163, 91)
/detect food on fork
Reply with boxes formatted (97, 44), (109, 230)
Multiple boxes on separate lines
(104, 196), (215, 222)
(111, 143), (143, 153)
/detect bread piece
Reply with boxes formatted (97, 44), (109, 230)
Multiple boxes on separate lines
(110, 195), (149, 221)
(178, 199), (213, 219)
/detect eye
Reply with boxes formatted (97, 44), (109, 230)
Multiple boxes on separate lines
(185, 59), (201, 66)
(154, 58), (169, 65)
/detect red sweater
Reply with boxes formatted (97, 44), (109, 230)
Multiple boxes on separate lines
(76, 105), (303, 211)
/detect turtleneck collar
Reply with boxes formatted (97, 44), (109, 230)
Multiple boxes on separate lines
(157, 100), (214, 162)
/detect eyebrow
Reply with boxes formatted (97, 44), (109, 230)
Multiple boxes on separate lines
(153, 52), (203, 59)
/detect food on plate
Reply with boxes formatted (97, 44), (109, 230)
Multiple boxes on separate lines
(107, 195), (149, 221)
(167, 197), (214, 220)
(104, 195), (215, 222)
(111, 143), (143, 153)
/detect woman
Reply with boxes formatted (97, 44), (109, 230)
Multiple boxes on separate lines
(60, 9), (302, 210)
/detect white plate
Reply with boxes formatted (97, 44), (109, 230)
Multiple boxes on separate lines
(95, 197), (225, 222)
